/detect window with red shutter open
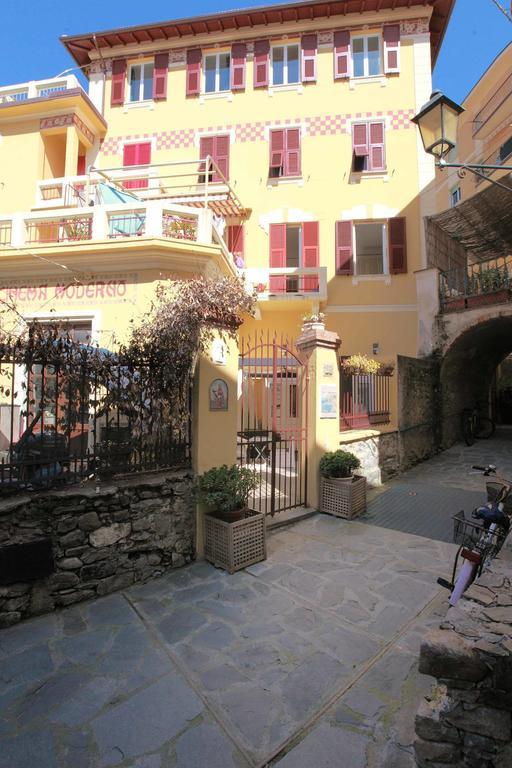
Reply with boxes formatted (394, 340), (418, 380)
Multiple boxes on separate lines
(269, 128), (301, 178)
(352, 122), (385, 173)
(231, 43), (246, 90)
(186, 49), (201, 96)
(268, 223), (319, 293)
(199, 135), (230, 182)
(111, 59), (127, 106)
(301, 35), (317, 82)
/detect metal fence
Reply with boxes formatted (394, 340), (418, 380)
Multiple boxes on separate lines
(0, 353), (191, 493)
(439, 255), (512, 311)
(340, 372), (391, 431)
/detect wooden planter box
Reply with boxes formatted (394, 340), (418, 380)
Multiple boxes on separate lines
(319, 475), (367, 519)
(204, 508), (266, 574)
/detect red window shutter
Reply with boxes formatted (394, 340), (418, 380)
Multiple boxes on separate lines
(227, 223), (244, 264)
(199, 135), (214, 181)
(284, 128), (301, 177)
(111, 59), (126, 106)
(77, 156), (86, 175)
(153, 53), (168, 100)
(231, 43), (246, 90)
(302, 221), (319, 291)
(383, 24), (400, 73)
(335, 221), (353, 275)
(213, 135), (230, 181)
(269, 223), (287, 292)
(254, 39), (270, 88)
(186, 48), (202, 96)
(369, 122), (385, 171)
(352, 123), (369, 157)
(301, 34), (317, 82)
(269, 129), (285, 173)
(388, 217), (407, 274)
(333, 31), (350, 79)
(123, 142), (151, 189)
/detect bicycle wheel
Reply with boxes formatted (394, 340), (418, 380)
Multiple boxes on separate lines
(475, 416), (495, 440)
(461, 412), (475, 446)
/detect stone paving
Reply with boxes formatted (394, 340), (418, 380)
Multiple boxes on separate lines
(1, 437), (510, 768)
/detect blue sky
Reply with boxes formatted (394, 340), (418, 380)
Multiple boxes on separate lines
(0, 0), (510, 102)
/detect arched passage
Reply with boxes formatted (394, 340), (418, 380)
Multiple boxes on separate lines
(440, 315), (512, 446)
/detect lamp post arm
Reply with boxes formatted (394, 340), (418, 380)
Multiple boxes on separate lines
(437, 160), (512, 193)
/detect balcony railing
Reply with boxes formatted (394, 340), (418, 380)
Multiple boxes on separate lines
(340, 372), (391, 431)
(0, 75), (79, 105)
(34, 156), (246, 219)
(0, 203), (225, 257)
(244, 267), (328, 301)
(439, 255), (512, 313)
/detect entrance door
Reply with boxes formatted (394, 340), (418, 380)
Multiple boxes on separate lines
(238, 335), (308, 516)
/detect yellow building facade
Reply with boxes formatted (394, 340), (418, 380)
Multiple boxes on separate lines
(0, 0), (455, 501)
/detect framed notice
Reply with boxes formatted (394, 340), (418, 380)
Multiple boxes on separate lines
(209, 379), (228, 411)
(320, 384), (337, 419)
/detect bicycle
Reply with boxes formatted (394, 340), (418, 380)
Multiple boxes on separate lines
(461, 407), (495, 446)
(437, 464), (511, 606)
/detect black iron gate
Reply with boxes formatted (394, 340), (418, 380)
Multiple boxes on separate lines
(238, 334), (308, 516)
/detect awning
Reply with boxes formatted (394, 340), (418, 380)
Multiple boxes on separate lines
(427, 173), (512, 263)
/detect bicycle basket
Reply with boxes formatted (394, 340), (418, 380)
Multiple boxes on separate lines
(486, 482), (512, 515)
(452, 512), (505, 557)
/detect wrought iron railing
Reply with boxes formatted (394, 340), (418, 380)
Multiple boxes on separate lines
(439, 256), (512, 312)
(162, 212), (197, 240)
(25, 216), (93, 245)
(0, 353), (191, 494)
(340, 372), (391, 431)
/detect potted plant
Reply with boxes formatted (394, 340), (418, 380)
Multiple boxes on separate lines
(302, 312), (325, 332)
(197, 464), (266, 573)
(318, 449), (367, 519)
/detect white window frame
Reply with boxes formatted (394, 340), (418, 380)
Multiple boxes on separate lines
(450, 186), (462, 208)
(351, 35), (382, 78)
(271, 43), (301, 86)
(203, 52), (231, 94)
(128, 61), (154, 103)
(353, 221), (388, 276)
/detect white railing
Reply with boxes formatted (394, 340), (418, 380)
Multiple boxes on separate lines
(0, 75), (80, 104)
(0, 202), (223, 254)
(244, 267), (328, 300)
(34, 157), (246, 218)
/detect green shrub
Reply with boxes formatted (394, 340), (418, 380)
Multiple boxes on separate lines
(319, 449), (360, 479)
(197, 464), (258, 512)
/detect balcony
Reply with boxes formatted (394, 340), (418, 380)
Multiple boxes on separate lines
(0, 75), (79, 105)
(0, 202), (237, 276)
(244, 266), (328, 307)
(472, 72), (512, 139)
(33, 158), (247, 219)
(439, 255), (512, 313)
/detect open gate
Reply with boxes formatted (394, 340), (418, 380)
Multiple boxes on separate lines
(238, 335), (308, 516)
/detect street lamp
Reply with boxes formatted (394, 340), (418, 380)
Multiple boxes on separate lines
(411, 91), (464, 159)
(412, 90), (512, 190)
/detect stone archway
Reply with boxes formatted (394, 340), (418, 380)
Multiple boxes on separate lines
(439, 311), (512, 447)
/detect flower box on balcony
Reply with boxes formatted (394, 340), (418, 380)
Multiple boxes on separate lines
(319, 475), (367, 520)
(443, 296), (466, 312)
(466, 289), (511, 309)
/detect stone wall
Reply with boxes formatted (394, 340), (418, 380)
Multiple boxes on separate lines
(0, 470), (195, 628)
(398, 354), (439, 466)
(340, 432), (400, 486)
(415, 555), (512, 767)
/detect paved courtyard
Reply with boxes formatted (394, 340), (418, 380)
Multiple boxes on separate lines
(1, 435), (510, 768)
